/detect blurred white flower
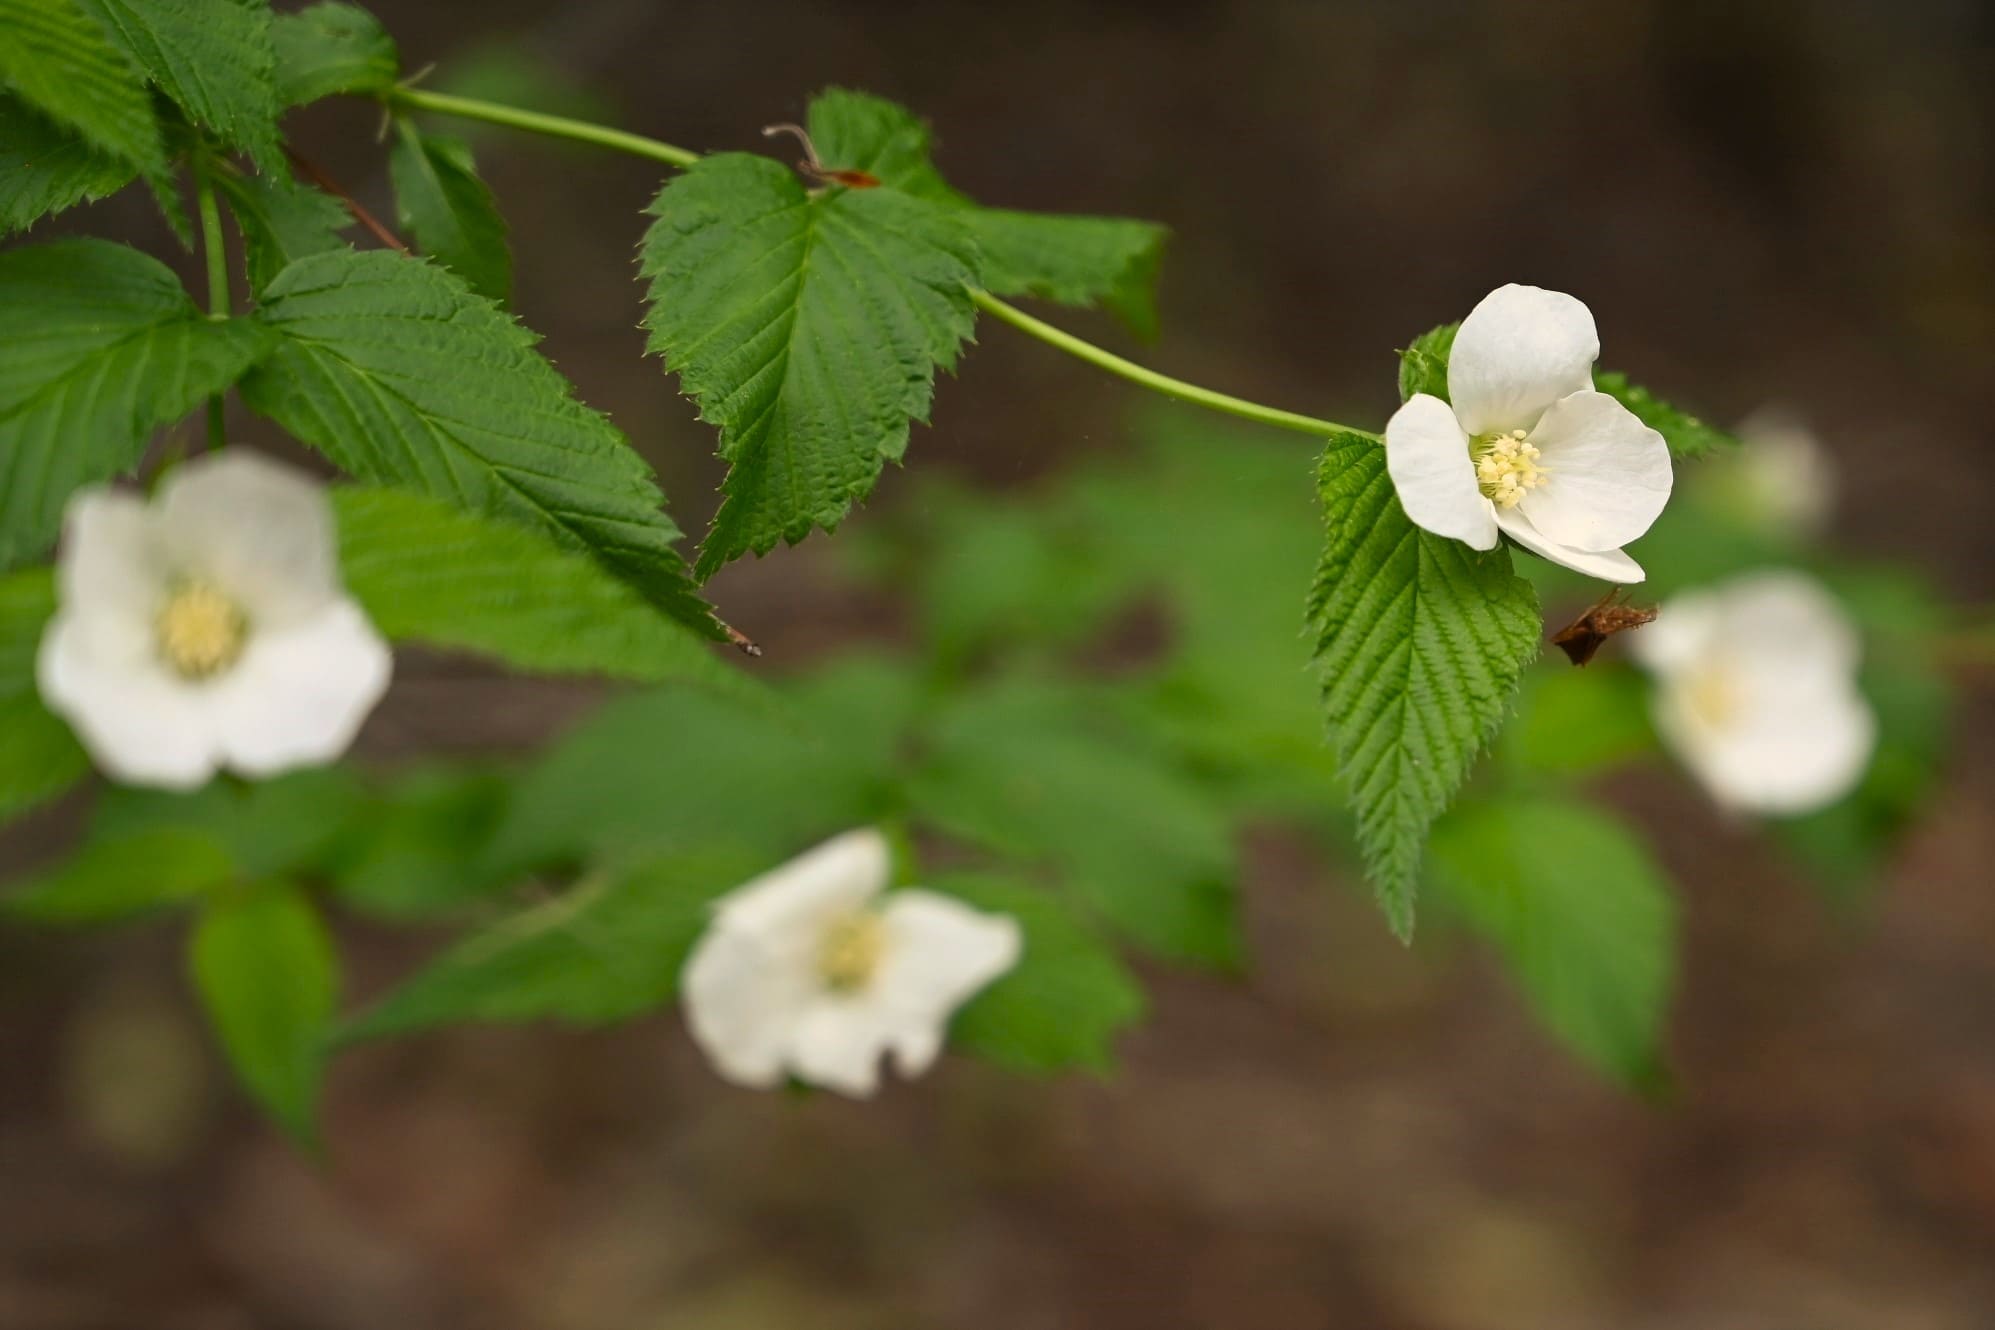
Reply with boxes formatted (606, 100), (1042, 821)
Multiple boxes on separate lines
(1720, 408), (1837, 540)
(37, 452), (392, 791)
(683, 829), (1021, 1097)
(1386, 284), (1673, 581)
(1631, 570), (1875, 815)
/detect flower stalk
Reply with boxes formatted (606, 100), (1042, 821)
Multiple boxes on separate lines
(192, 155), (231, 450)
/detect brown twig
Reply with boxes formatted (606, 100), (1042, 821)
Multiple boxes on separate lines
(282, 145), (410, 254)
(722, 622), (763, 658)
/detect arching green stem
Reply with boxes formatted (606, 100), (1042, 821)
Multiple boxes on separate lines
(193, 156), (231, 449)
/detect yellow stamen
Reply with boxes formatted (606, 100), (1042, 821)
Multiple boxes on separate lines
(1683, 665), (1739, 730)
(818, 911), (887, 992)
(1472, 429), (1549, 508)
(156, 582), (247, 680)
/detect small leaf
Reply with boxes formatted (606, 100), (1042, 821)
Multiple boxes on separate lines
(388, 120), (511, 305)
(332, 486), (740, 693)
(75, 0), (282, 171)
(0, 0), (162, 173)
(0, 566), (88, 821)
(1307, 431), (1542, 938)
(1427, 796), (1677, 1089)
(931, 874), (1145, 1074)
(90, 767), (367, 880)
(0, 93), (137, 234)
(640, 152), (980, 578)
(241, 249), (718, 637)
(5, 826), (235, 924)
(271, 1), (396, 107)
(1592, 370), (1739, 460)
(213, 165), (353, 293)
(327, 767), (515, 920)
(343, 850), (759, 1041)
(189, 883), (338, 1143)
(0, 240), (273, 569)
(1396, 322), (1456, 403)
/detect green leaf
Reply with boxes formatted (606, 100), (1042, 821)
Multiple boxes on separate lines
(1427, 797), (1677, 1088)
(1306, 431), (1542, 938)
(90, 767), (367, 880)
(0, 566), (89, 820)
(1397, 322), (1456, 403)
(908, 680), (1240, 967)
(0, 0), (161, 172)
(241, 249), (718, 637)
(270, 1), (396, 107)
(388, 120), (511, 305)
(640, 152), (980, 578)
(5, 826), (234, 923)
(213, 164), (352, 293)
(0, 240), (273, 569)
(0, 93), (137, 234)
(75, 0), (281, 170)
(188, 883), (337, 1143)
(333, 486), (739, 692)
(806, 87), (1168, 336)
(930, 874), (1144, 1074)
(343, 850), (758, 1041)
(488, 684), (894, 876)
(1592, 370), (1738, 461)
(327, 767), (515, 920)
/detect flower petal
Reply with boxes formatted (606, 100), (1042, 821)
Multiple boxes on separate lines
(1515, 391), (1671, 551)
(1448, 284), (1599, 436)
(869, 890), (1022, 1077)
(204, 598), (392, 777)
(1495, 507), (1645, 582)
(681, 927), (818, 1089)
(1384, 393), (1498, 549)
(787, 998), (894, 1097)
(156, 451), (340, 627)
(1708, 570), (1861, 677)
(57, 488), (167, 621)
(36, 612), (217, 789)
(710, 828), (892, 943)
(1656, 669), (1875, 816)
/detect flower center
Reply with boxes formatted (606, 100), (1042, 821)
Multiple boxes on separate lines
(156, 581), (247, 680)
(818, 910), (887, 992)
(1682, 662), (1740, 730)
(1473, 429), (1548, 508)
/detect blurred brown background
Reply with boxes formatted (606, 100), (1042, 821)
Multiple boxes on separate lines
(5, 1), (1995, 1326)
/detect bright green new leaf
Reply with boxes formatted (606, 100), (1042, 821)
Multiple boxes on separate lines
(241, 249), (718, 637)
(1396, 322), (1455, 403)
(327, 767), (516, 920)
(388, 120), (511, 304)
(0, 0), (161, 172)
(908, 680), (1240, 967)
(4, 826), (234, 923)
(75, 0), (281, 170)
(0, 240), (273, 569)
(90, 767), (367, 880)
(0, 567), (88, 820)
(932, 874), (1145, 1074)
(332, 486), (739, 693)
(270, 1), (396, 106)
(189, 883), (338, 1143)
(0, 94), (136, 234)
(1426, 796), (1677, 1089)
(213, 165), (353, 293)
(806, 88), (1167, 336)
(640, 152), (980, 578)
(1307, 431), (1542, 938)
(343, 850), (759, 1041)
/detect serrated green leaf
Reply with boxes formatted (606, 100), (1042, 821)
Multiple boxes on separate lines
(640, 152), (980, 578)
(327, 766), (515, 920)
(213, 164), (352, 293)
(806, 87), (1167, 336)
(0, 240), (273, 569)
(75, 0), (281, 170)
(1397, 322), (1456, 403)
(1592, 370), (1738, 460)
(5, 826), (234, 923)
(90, 767), (367, 880)
(1427, 796), (1677, 1088)
(240, 249), (718, 637)
(908, 680), (1240, 967)
(332, 486), (738, 692)
(388, 120), (510, 305)
(930, 873), (1144, 1074)
(0, 93), (138, 234)
(271, 1), (396, 107)
(189, 882), (336, 1143)
(343, 849), (758, 1041)
(0, 0), (162, 172)
(1306, 431), (1542, 938)
(0, 566), (89, 820)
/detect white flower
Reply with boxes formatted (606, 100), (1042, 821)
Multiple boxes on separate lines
(1630, 570), (1875, 815)
(1718, 408), (1836, 540)
(37, 452), (392, 791)
(1385, 284), (1674, 581)
(682, 829), (1022, 1097)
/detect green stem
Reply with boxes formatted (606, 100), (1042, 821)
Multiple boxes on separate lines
(381, 87), (1364, 441)
(193, 158), (231, 449)
(387, 86), (701, 168)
